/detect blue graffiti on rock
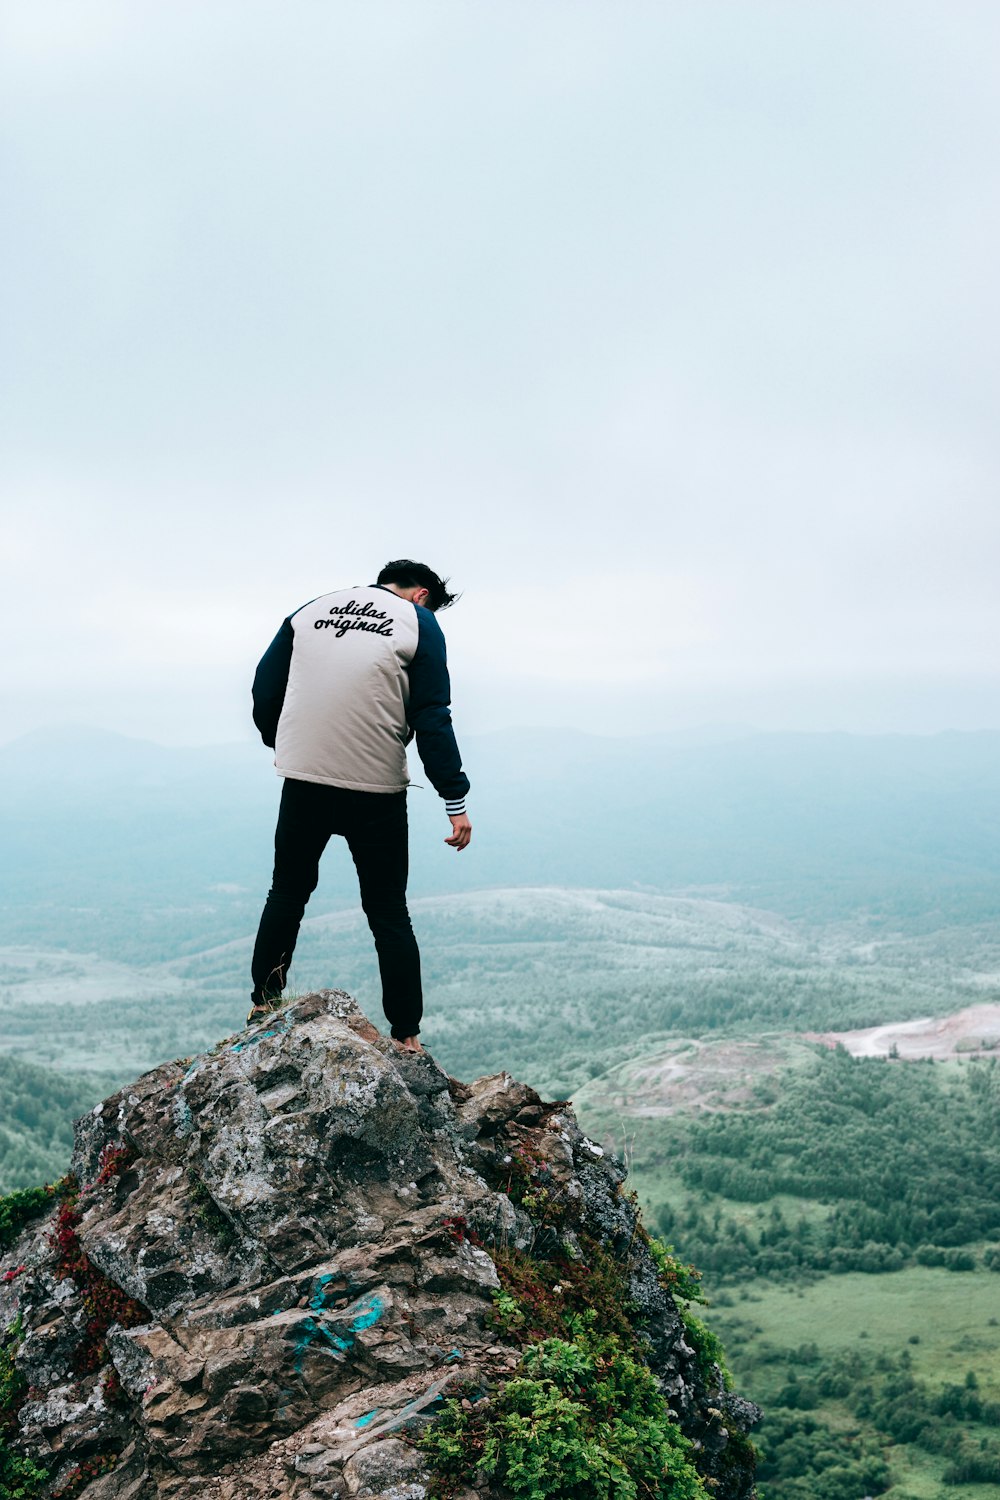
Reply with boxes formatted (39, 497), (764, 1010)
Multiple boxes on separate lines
(348, 1293), (384, 1332)
(291, 1316), (353, 1371)
(309, 1273), (341, 1311)
(231, 1017), (294, 1054)
(286, 1280), (385, 1373)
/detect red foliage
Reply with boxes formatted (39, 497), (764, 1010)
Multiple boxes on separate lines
(49, 1198), (89, 1282)
(493, 1235), (638, 1346)
(441, 1215), (484, 1247)
(1, 1264), (27, 1283)
(101, 1365), (127, 1407)
(51, 1451), (120, 1499)
(91, 1143), (135, 1190)
(45, 1183), (149, 1378)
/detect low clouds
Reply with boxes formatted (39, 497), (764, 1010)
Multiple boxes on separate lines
(2, 2), (999, 741)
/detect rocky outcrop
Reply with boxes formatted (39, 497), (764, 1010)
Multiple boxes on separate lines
(0, 990), (759, 1499)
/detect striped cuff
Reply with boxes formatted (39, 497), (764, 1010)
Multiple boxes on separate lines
(445, 797), (467, 817)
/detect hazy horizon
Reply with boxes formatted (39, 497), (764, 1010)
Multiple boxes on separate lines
(5, 716), (1000, 754)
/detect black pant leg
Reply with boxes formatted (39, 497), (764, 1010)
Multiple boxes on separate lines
(344, 791), (423, 1039)
(251, 778), (331, 1001)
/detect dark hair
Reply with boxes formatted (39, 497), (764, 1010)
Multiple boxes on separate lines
(376, 559), (459, 612)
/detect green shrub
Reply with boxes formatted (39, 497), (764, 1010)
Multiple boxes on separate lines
(419, 1315), (707, 1500)
(0, 1445), (51, 1500)
(645, 1236), (706, 1304)
(0, 1177), (72, 1255)
(680, 1307), (733, 1391)
(487, 1288), (527, 1338)
(1, 1315), (51, 1499)
(941, 1435), (1000, 1484)
(0, 1315), (27, 1432)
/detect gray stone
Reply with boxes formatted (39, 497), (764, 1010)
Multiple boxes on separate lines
(342, 1438), (425, 1495)
(0, 989), (759, 1500)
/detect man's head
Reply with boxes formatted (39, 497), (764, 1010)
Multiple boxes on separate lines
(376, 560), (458, 613)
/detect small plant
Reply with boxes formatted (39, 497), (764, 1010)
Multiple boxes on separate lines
(492, 1143), (570, 1232)
(488, 1289), (527, 1338)
(101, 1365), (128, 1408)
(0, 1444), (50, 1500)
(186, 1171), (238, 1248)
(441, 1215), (483, 1247)
(1, 1315), (28, 1437)
(680, 1308), (733, 1391)
(91, 1143), (136, 1191)
(642, 1232), (730, 1389)
(645, 1235), (707, 1305)
(419, 1316), (708, 1500)
(0, 1174), (75, 1255)
(51, 1451), (120, 1499)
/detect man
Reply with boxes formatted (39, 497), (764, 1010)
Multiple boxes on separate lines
(248, 560), (472, 1052)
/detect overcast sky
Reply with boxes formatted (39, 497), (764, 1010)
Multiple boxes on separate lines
(3, 1), (999, 745)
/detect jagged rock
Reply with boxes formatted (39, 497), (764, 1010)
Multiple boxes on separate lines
(0, 990), (760, 1498)
(342, 1436), (424, 1493)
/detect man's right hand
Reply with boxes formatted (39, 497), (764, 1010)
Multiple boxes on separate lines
(445, 813), (472, 851)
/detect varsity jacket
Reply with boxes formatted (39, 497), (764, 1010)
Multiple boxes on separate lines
(252, 585), (469, 814)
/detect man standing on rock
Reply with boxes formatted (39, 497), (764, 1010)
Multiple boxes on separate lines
(248, 560), (472, 1051)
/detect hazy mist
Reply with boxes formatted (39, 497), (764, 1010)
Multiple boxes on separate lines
(3, 2), (999, 744)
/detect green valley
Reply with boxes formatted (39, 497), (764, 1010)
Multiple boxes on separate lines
(3, 886), (998, 1099)
(577, 1041), (1000, 1500)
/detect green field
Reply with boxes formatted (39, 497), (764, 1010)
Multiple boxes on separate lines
(715, 1266), (999, 1388)
(713, 1268), (1000, 1500)
(573, 1041), (1000, 1500)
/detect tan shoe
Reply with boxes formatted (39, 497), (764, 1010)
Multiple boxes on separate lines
(246, 997), (283, 1026)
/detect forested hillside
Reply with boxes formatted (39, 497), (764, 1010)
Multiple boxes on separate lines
(641, 1048), (1000, 1280)
(579, 1048), (1000, 1499)
(0, 1056), (120, 1192)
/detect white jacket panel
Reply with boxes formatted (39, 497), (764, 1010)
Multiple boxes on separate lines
(274, 587), (420, 792)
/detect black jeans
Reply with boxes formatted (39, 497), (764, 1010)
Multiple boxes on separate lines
(251, 778), (422, 1039)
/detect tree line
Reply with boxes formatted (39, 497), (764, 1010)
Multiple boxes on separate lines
(649, 1050), (1000, 1281)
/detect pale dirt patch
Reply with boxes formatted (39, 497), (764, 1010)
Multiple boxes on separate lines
(576, 1003), (1000, 1122)
(577, 1036), (816, 1118)
(804, 1002), (1000, 1060)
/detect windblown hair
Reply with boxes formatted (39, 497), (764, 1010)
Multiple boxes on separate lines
(376, 560), (459, 612)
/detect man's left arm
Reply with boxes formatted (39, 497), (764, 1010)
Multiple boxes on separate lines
(407, 607), (471, 840)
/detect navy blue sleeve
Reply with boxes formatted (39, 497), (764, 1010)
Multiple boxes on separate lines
(252, 617), (294, 748)
(407, 606), (470, 805)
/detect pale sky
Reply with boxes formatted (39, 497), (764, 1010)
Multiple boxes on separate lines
(3, 1), (999, 744)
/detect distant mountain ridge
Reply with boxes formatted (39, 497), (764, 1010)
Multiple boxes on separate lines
(3, 725), (1000, 961)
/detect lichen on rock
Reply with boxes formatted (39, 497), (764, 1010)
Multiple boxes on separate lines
(0, 990), (760, 1499)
